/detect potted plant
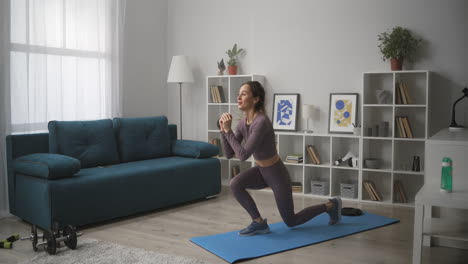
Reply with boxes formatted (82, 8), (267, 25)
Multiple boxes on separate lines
(378, 26), (422, 71)
(226, 44), (244, 75)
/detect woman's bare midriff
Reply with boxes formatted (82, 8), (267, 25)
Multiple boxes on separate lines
(255, 154), (281, 167)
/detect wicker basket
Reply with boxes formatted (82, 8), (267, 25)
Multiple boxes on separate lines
(310, 181), (329, 196)
(340, 183), (358, 198)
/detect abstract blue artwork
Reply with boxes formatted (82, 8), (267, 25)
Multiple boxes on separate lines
(272, 94), (299, 131)
(276, 99), (293, 126)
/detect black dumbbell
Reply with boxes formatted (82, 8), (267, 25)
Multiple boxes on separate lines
(22, 224), (82, 255)
(20, 225), (41, 251)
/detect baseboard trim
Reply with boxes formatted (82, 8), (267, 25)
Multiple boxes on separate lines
(0, 210), (11, 219)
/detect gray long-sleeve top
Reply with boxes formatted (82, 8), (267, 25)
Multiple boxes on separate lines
(220, 112), (277, 161)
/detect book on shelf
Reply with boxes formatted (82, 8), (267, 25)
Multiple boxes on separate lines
(210, 86), (216, 103)
(394, 180), (408, 203)
(217, 86), (226, 103)
(401, 82), (413, 104)
(398, 82), (407, 104)
(209, 85), (225, 103)
(396, 82), (413, 105)
(395, 116), (406, 138)
(231, 165), (240, 178)
(291, 181), (303, 193)
(363, 180), (383, 201)
(264, 181), (303, 193)
(305, 145), (321, 164)
(395, 116), (414, 138)
(401, 116), (414, 138)
(286, 154), (303, 163)
(395, 83), (402, 104)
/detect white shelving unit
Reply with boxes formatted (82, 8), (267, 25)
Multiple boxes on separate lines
(207, 71), (430, 207)
(361, 70), (430, 207)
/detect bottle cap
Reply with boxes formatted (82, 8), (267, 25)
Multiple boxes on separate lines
(442, 157), (452, 166)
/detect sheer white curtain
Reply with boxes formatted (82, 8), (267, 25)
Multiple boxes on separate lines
(10, 0), (125, 132)
(1, 0), (12, 217)
(1, 0), (125, 216)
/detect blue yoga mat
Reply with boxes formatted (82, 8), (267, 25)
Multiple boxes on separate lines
(190, 212), (399, 263)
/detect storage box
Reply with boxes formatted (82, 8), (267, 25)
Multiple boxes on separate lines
(310, 180), (329, 196)
(340, 183), (358, 198)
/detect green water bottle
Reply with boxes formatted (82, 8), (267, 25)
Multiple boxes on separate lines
(440, 157), (452, 193)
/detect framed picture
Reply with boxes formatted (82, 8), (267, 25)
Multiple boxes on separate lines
(272, 93), (300, 131)
(328, 93), (359, 134)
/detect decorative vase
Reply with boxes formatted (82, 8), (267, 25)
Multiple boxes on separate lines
(228, 66), (237, 75)
(375, 90), (389, 104)
(390, 58), (403, 71)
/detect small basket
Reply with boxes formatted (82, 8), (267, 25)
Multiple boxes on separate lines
(340, 183), (357, 198)
(310, 180), (329, 196)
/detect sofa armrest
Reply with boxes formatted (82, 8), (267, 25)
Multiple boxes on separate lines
(14, 153), (80, 179)
(172, 140), (219, 158)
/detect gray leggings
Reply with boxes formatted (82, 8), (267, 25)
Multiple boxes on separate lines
(230, 160), (327, 227)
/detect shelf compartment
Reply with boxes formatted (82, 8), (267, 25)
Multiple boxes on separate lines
(394, 72), (428, 105)
(362, 171), (391, 202)
(208, 105), (229, 131)
(331, 136), (359, 167)
(331, 168), (358, 198)
(393, 140), (425, 172)
(304, 167), (330, 196)
(285, 165), (304, 192)
(362, 105), (393, 138)
(393, 173), (424, 204)
(363, 73), (393, 105)
(278, 134), (304, 163)
(304, 135), (330, 165)
(229, 160), (253, 180)
(207, 77), (229, 103)
(394, 107), (426, 139)
(229, 76), (254, 104)
(362, 138), (392, 170)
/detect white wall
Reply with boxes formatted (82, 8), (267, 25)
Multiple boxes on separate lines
(122, 0), (168, 118)
(166, 0), (468, 140)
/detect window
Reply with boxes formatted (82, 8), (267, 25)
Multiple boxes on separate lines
(10, 0), (121, 132)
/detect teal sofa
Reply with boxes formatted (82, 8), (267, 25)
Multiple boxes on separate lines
(6, 116), (221, 230)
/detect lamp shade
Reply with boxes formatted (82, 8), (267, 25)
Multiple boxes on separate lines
(302, 104), (315, 119)
(167, 55), (194, 83)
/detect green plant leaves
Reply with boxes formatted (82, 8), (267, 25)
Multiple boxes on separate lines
(377, 26), (422, 62)
(226, 43), (244, 66)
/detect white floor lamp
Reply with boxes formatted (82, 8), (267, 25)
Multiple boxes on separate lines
(167, 55), (194, 140)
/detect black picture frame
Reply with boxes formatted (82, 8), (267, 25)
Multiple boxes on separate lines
(328, 93), (359, 134)
(272, 93), (300, 131)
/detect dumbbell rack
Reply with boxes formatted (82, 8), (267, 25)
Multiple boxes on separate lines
(21, 223), (82, 255)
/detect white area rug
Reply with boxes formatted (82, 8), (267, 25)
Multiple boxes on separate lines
(19, 238), (212, 264)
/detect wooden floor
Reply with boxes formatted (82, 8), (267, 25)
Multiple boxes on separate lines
(1, 187), (466, 264)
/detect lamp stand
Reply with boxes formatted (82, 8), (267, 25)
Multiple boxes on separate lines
(179, 82), (183, 139)
(303, 118), (313, 133)
(449, 87), (468, 131)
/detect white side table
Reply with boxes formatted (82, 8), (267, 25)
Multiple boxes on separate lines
(413, 128), (468, 264)
(412, 186), (468, 263)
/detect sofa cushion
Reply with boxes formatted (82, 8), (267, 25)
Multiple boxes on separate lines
(14, 153), (80, 179)
(172, 140), (219, 158)
(113, 116), (171, 162)
(48, 119), (120, 168)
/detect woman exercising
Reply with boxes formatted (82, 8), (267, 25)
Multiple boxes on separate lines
(219, 81), (342, 236)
